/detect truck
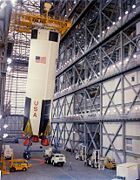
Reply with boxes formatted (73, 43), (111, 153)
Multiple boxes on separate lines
(3, 145), (13, 160)
(44, 147), (66, 166)
(9, 158), (32, 172)
(51, 153), (66, 166)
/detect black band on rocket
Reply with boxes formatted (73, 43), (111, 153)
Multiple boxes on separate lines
(39, 100), (51, 136)
(23, 97), (31, 130)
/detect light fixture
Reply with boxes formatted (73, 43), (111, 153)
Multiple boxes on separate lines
(7, 66), (12, 72)
(98, 34), (100, 38)
(0, 115), (2, 119)
(3, 133), (8, 138)
(113, 22), (115, 25)
(125, 11), (128, 15)
(7, 58), (12, 64)
(107, 26), (110, 30)
(118, 16), (121, 20)
(135, 107), (138, 110)
(11, 0), (17, 5)
(3, 124), (8, 129)
(102, 30), (105, 34)
(126, 58), (129, 61)
(0, 2), (7, 9)
(127, 107), (130, 111)
(133, 54), (137, 58)
(132, 4), (136, 9)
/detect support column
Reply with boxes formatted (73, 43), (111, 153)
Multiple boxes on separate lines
(100, 122), (103, 157)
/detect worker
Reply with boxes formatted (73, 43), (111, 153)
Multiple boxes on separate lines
(69, 162), (72, 170)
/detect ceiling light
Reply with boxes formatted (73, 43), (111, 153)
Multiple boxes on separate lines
(132, 4), (136, 9)
(11, 0), (17, 5)
(107, 26), (110, 30)
(3, 124), (8, 129)
(127, 108), (130, 112)
(113, 22), (115, 25)
(118, 16), (121, 20)
(0, 2), (7, 9)
(133, 54), (137, 58)
(7, 66), (12, 72)
(3, 133), (8, 138)
(7, 58), (12, 64)
(125, 11), (128, 15)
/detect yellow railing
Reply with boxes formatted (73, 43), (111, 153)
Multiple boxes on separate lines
(10, 12), (71, 35)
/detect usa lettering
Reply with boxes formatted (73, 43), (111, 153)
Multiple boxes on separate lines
(33, 100), (39, 117)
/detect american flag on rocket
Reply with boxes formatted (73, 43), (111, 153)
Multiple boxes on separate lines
(35, 56), (46, 64)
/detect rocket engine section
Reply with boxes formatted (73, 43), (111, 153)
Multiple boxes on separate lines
(24, 29), (60, 145)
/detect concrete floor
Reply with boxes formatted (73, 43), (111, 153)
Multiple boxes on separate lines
(2, 141), (115, 180)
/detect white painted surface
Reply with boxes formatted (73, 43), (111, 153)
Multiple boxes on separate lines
(26, 29), (60, 135)
(117, 163), (140, 180)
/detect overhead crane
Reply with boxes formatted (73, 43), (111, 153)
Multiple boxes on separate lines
(10, 2), (71, 35)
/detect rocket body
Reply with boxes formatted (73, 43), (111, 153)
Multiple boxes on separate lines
(24, 29), (60, 137)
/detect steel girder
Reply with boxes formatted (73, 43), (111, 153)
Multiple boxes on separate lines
(53, 0), (140, 122)
(53, 68), (140, 121)
(51, 122), (100, 153)
(51, 120), (140, 163)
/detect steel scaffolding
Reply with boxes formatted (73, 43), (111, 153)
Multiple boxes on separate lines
(51, 0), (140, 163)
(5, 0), (40, 115)
(4, 0), (40, 138)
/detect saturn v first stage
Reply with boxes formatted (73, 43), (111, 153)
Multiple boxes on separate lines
(23, 29), (60, 145)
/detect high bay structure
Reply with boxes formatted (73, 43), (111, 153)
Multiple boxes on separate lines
(1, 0), (140, 165)
(51, 0), (140, 164)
